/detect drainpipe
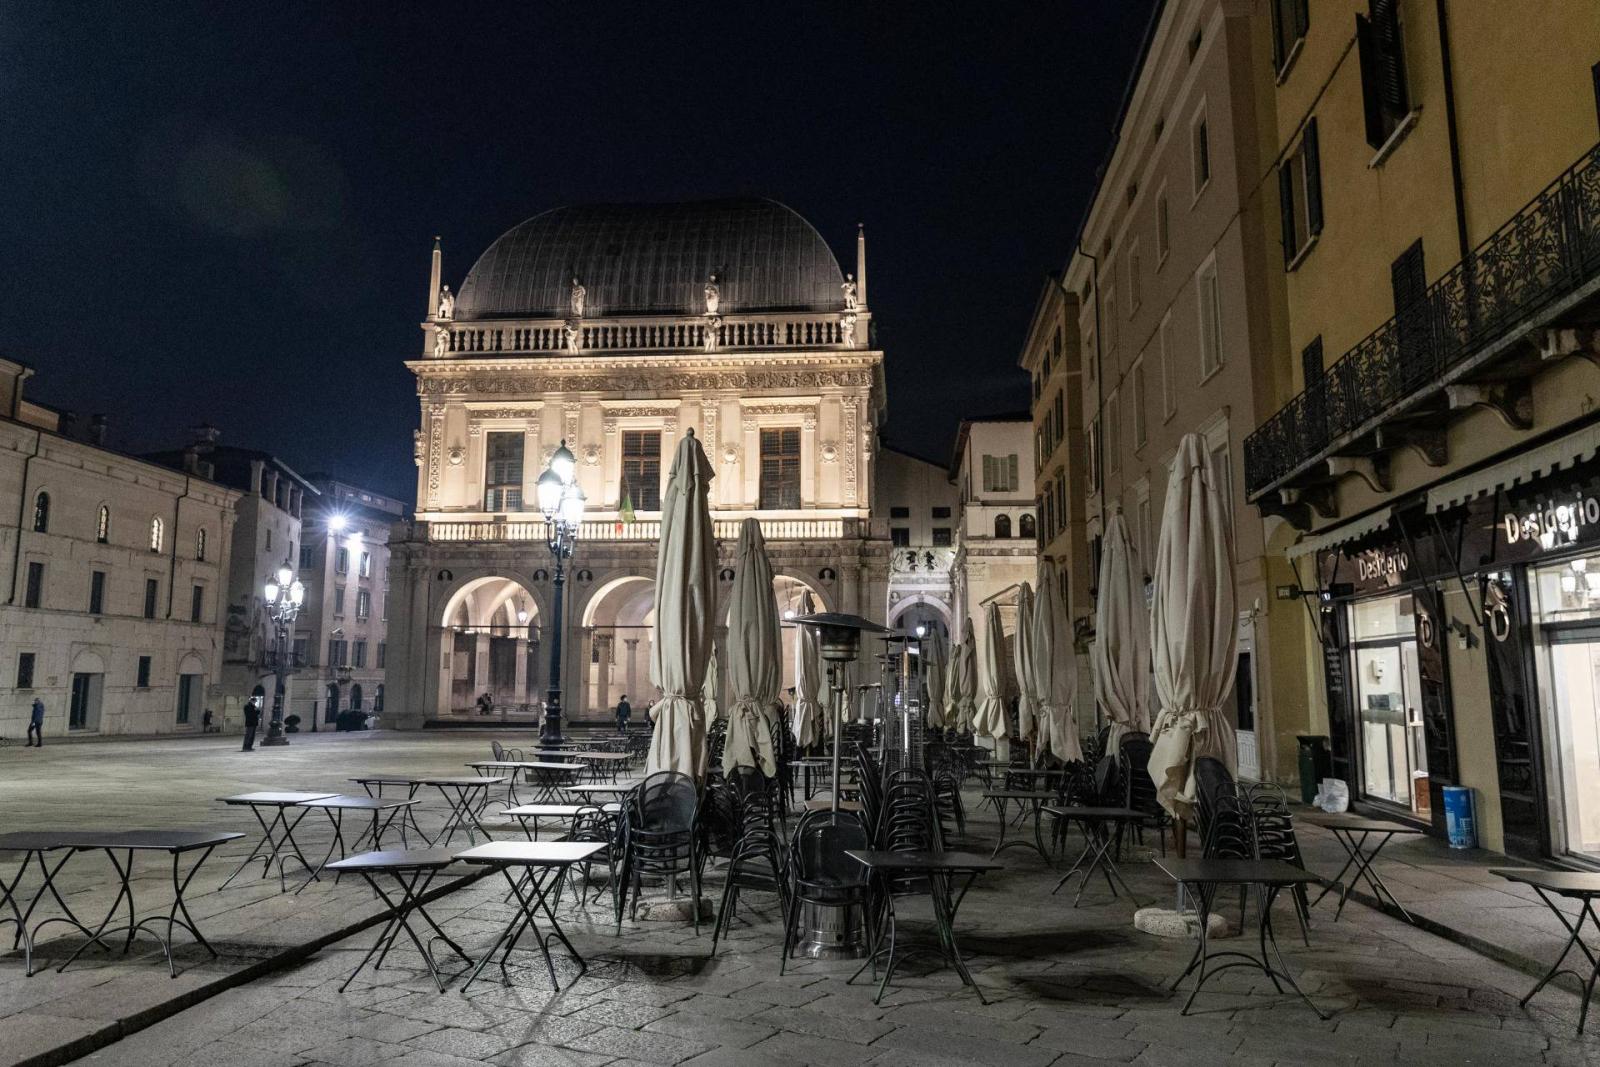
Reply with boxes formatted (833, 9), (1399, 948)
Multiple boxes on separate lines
(1435, 0), (1470, 265)
(7, 429), (42, 605)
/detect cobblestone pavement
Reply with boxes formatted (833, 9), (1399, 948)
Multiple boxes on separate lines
(0, 734), (1588, 1067)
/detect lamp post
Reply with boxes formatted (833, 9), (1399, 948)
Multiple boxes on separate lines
(536, 440), (585, 745)
(261, 562), (305, 747)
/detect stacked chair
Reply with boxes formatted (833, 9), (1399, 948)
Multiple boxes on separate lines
(711, 768), (789, 954)
(617, 771), (704, 934)
(780, 808), (872, 974)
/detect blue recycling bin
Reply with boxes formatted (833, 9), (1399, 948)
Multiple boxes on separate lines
(1443, 785), (1476, 849)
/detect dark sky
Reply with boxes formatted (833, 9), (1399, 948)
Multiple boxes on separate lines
(0, 1), (1155, 502)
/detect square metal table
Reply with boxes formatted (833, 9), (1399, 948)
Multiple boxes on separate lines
(326, 848), (470, 993)
(502, 803), (619, 841)
(420, 777), (509, 846)
(454, 841), (606, 991)
(470, 761), (587, 805)
(1044, 806), (1147, 906)
(1492, 868), (1600, 1033)
(1304, 812), (1425, 922)
(0, 830), (124, 976)
(350, 776), (433, 846)
(217, 791), (340, 891)
(845, 849), (1004, 1003)
(292, 795), (421, 892)
(980, 789), (1058, 861)
(1155, 857), (1328, 1019)
(51, 830), (244, 977)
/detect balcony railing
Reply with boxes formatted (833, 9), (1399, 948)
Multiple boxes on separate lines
(424, 517), (862, 543)
(436, 311), (863, 356)
(1245, 141), (1600, 500)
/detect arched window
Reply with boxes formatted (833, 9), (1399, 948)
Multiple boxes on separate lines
(351, 683), (364, 711)
(1019, 513), (1037, 540)
(195, 527), (207, 561)
(96, 505), (110, 544)
(994, 514), (1012, 539)
(31, 492), (49, 533)
(149, 516), (164, 553)
(374, 684), (385, 712)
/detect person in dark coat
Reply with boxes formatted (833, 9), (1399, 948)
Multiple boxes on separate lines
(615, 694), (632, 734)
(26, 697), (44, 747)
(242, 695), (262, 751)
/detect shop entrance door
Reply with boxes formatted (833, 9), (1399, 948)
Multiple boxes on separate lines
(1349, 595), (1431, 816)
(1541, 626), (1600, 859)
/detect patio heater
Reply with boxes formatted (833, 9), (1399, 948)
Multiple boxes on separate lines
(790, 610), (890, 961)
(791, 611), (891, 814)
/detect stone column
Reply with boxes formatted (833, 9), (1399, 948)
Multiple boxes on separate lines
(623, 638), (640, 703)
(742, 418), (760, 506)
(661, 416), (679, 507)
(521, 420), (541, 509)
(602, 417), (620, 507)
(513, 636), (529, 707)
(465, 424), (484, 509)
(474, 632), (491, 707)
(594, 633), (612, 716)
(801, 412), (817, 507)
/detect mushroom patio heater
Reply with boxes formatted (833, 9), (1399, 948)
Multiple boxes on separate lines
(791, 611), (891, 814)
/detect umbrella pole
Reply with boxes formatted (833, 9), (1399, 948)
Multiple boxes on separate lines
(828, 663), (844, 815)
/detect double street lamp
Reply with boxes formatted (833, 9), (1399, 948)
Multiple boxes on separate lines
(536, 440), (585, 744)
(261, 562), (306, 747)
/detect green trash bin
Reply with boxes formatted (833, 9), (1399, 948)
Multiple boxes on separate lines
(1297, 735), (1332, 805)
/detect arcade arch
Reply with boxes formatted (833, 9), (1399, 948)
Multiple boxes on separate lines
(438, 576), (542, 717)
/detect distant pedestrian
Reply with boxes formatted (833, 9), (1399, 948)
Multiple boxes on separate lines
(476, 692), (493, 716)
(202, 708), (214, 732)
(26, 697), (44, 747)
(242, 695), (262, 751)
(615, 694), (631, 734)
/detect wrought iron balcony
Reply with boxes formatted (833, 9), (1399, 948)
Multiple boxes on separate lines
(420, 516), (864, 544)
(1245, 141), (1600, 504)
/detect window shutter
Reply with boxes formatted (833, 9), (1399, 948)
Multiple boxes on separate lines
(1269, 0), (1284, 68)
(1303, 119), (1323, 236)
(1278, 162), (1297, 266)
(1371, 0), (1409, 116)
(1292, 0), (1309, 36)
(1007, 454), (1018, 492)
(1356, 14), (1387, 149)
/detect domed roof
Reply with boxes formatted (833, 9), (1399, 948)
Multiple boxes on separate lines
(454, 198), (847, 319)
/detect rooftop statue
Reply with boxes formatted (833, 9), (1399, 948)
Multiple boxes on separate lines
(704, 272), (720, 315)
(569, 276), (586, 318)
(433, 324), (449, 358)
(437, 285), (455, 320)
(842, 273), (859, 310)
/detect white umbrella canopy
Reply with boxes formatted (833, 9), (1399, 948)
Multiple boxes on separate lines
(942, 639), (962, 730)
(1094, 509), (1152, 748)
(790, 593), (824, 746)
(1148, 433), (1239, 822)
(1013, 583), (1039, 745)
(723, 518), (780, 776)
(1033, 559), (1083, 763)
(923, 629), (947, 730)
(703, 647), (721, 721)
(973, 601), (1009, 745)
(950, 627), (979, 733)
(646, 429), (718, 780)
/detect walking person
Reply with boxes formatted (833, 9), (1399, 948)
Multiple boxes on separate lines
(242, 695), (262, 752)
(615, 694), (631, 734)
(26, 697), (44, 747)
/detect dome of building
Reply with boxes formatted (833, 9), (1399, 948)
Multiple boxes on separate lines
(454, 198), (846, 319)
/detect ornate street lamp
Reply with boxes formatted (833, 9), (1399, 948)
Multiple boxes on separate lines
(261, 562), (306, 747)
(536, 439), (585, 744)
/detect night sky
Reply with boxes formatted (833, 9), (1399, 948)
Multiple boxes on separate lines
(1, 2), (1156, 502)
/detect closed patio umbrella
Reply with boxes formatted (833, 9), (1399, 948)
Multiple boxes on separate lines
(942, 638), (962, 730)
(790, 593), (823, 747)
(923, 629), (947, 730)
(1033, 559), (1082, 763)
(1148, 433), (1239, 825)
(702, 646), (721, 721)
(1013, 583), (1039, 748)
(723, 518), (780, 776)
(973, 601), (1009, 750)
(1094, 509), (1152, 749)
(950, 628), (978, 734)
(646, 429), (717, 780)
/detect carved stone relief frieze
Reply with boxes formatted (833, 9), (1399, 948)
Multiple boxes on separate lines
(417, 367), (875, 396)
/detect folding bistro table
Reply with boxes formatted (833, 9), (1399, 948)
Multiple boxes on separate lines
(292, 795), (421, 892)
(1304, 812), (1424, 922)
(1156, 857), (1327, 1019)
(327, 848), (471, 993)
(350, 776), (432, 846)
(1491, 868), (1600, 1034)
(846, 850), (1003, 1004)
(217, 792), (339, 890)
(0, 830), (120, 976)
(981, 789), (1057, 862)
(468, 761), (586, 805)
(502, 803), (619, 841)
(1045, 806), (1146, 906)
(55, 830), (244, 977)
(421, 777), (509, 846)
(455, 841), (605, 991)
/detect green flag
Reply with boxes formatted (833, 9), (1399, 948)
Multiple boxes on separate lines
(619, 490), (636, 525)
